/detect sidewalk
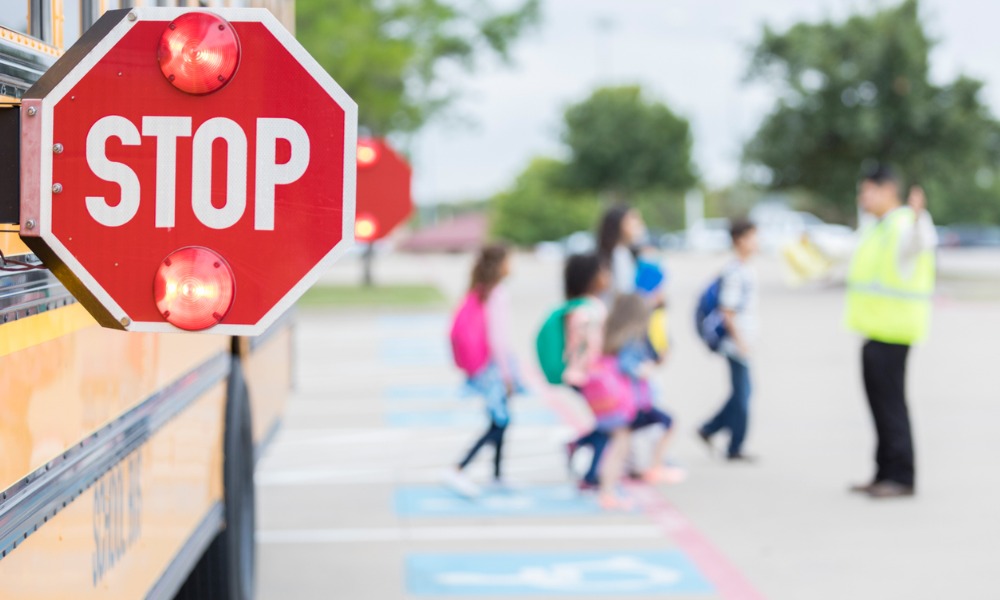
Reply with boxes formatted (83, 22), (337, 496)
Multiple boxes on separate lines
(259, 252), (1000, 599)
(255, 309), (751, 599)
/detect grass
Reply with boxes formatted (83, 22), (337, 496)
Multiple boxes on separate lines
(297, 283), (447, 308)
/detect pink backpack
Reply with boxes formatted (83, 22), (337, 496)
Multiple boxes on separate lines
(580, 356), (637, 423)
(449, 291), (491, 376)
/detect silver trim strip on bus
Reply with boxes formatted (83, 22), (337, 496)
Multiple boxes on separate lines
(0, 35), (55, 100)
(0, 255), (77, 322)
(0, 351), (231, 560)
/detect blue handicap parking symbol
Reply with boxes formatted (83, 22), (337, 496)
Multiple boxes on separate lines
(406, 551), (714, 596)
(395, 485), (605, 517)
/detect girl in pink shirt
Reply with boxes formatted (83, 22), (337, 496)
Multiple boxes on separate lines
(445, 245), (520, 498)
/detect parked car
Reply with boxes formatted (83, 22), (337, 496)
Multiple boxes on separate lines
(685, 218), (732, 252)
(936, 224), (1000, 248)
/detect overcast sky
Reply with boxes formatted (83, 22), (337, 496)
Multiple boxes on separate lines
(407, 0), (1000, 205)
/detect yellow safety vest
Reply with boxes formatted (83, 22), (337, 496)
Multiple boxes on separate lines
(845, 207), (935, 345)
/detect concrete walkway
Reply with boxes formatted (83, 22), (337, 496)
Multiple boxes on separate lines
(257, 252), (1000, 599)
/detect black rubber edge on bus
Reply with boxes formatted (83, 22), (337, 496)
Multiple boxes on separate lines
(0, 107), (19, 224)
(173, 357), (256, 600)
(22, 9), (130, 101)
(0, 351), (230, 563)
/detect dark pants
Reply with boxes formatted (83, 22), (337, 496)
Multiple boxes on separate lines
(458, 421), (507, 479)
(574, 429), (609, 485)
(862, 340), (914, 487)
(574, 407), (675, 484)
(700, 356), (752, 457)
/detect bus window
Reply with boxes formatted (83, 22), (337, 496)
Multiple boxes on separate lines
(62, 0), (82, 49)
(0, 0), (29, 34)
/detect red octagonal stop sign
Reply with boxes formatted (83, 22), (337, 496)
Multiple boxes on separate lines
(356, 137), (412, 243)
(20, 7), (357, 335)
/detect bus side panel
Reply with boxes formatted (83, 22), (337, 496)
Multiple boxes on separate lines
(0, 306), (228, 492)
(244, 324), (292, 450)
(0, 382), (226, 599)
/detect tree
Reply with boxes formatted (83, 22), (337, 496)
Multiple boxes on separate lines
(561, 86), (698, 201)
(491, 158), (602, 245)
(744, 0), (1000, 224)
(296, 0), (540, 135)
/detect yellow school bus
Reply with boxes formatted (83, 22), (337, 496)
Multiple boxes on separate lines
(0, 1), (293, 597)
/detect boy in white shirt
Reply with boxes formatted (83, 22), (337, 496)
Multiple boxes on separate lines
(698, 219), (759, 462)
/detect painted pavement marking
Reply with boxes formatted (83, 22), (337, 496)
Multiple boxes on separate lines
(258, 524), (661, 544)
(394, 485), (610, 517)
(405, 551), (714, 596)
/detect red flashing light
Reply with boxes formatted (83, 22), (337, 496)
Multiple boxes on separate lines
(355, 214), (378, 242)
(158, 12), (240, 95)
(154, 247), (236, 331)
(357, 142), (379, 167)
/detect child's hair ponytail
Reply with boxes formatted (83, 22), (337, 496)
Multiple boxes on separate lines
(470, 244), (510, 301)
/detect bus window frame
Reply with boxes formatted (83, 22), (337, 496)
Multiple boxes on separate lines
(28, 0), (51, 43)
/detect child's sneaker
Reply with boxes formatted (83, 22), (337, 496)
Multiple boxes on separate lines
(486, 478), (518, 494)
(444, 469), (481, 498)
(598, 493), (634, 511)
(642, 465), (687, 485)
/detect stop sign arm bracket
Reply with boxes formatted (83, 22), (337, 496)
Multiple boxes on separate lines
(0, 9), (130, 227)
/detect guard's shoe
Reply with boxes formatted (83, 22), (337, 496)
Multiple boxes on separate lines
(577, 479), (599, 492)
(849, 481), (878, 494)
(726, 453), (758, 464)
(867, 481), (915, 499)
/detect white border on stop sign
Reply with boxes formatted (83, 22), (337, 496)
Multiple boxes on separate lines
(34, 7), (358, 336)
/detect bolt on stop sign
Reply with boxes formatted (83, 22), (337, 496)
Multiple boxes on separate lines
(19, 7), (357, 334)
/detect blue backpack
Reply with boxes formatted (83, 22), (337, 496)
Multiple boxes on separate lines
(694, 277), (727, 352)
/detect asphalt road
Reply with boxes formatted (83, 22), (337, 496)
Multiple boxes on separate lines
(255, 251), (1000, 600)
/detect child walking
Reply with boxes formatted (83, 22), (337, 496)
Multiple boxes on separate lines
(580, 294), (651, 509)
(698, 219), (760, 462)
(446, 244), (520, 498)
(555, 255), (612, 489)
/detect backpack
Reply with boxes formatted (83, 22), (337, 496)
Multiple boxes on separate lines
(535, 298), (589, 384)
(694, 277), (727, 352)
(580, 356), (638, 424)
(449, 291), (490, 376)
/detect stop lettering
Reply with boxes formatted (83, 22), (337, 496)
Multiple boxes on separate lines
(20, 7), (358, 334)
(86, 115), (308, 230)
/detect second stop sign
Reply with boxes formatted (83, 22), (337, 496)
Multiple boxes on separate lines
(355, 138), (413, 243)
(20, 7), (357, 334)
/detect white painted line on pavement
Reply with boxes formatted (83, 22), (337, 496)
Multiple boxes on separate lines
(258, 524), (662, 544)
(256, 460), (561, 486)
(267, 425), (571, 449)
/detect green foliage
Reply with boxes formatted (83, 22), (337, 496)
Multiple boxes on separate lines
(744, 0), (1000, 224)
(490, 85), (698, 244)
(561, 86), (698, 200)
(296, 0), (540, 135)
(490, 158), (602, 245)
(298, 283), (445, 308)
